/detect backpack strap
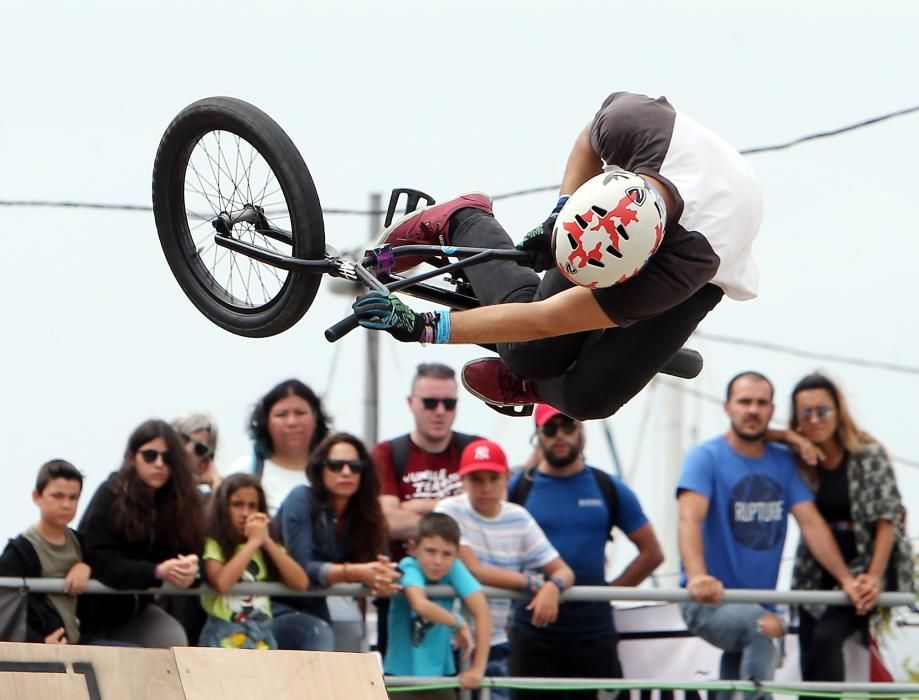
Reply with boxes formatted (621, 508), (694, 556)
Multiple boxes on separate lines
(389, 434), (413, 480)
(508, 466), (539, 506)
(589, 467), (620, 541)
(452, 432), (480, 455)
(252, 450), (265, 480)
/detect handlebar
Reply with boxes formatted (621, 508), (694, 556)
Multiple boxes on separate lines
(324, 314), (361, 342)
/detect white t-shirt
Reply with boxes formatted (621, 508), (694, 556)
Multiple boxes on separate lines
(228, 453), (307, 516)
(435, 494), (559, 646)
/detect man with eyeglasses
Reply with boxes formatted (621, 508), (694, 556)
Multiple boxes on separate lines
(677, 372), (869, 700)
(506, 404), (663, 699)
(370, 362), (482, 655)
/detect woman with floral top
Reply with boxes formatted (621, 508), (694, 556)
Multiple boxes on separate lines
(789, 372), (914, 689)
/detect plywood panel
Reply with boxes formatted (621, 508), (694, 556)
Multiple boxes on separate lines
(173, 647), (389, 700)
(0, 673), (92, 700)
(0, 642), (186, 700)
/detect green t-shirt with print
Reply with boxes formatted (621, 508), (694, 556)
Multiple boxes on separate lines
(201, 538), (274, 622)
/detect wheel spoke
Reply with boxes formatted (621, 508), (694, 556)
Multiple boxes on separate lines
(180, 128), (292, 309)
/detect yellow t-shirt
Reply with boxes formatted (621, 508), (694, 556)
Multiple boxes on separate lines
(201, 538), (274, 622)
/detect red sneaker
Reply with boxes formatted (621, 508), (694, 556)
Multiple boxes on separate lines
(461, 357), (540, 408)
(374, 192), (493, 273)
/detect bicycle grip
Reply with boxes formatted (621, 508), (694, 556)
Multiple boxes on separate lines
(324, 314), (361, 342)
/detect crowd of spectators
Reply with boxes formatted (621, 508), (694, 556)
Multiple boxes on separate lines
(0, 364), (914, 700)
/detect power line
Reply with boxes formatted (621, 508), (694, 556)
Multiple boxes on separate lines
(694, 331), (919, 376)
(658, 379), (919, 469)
(492, 103), (919, 199)
(2, 103), (916, 216)
(739, 103), (919, 155)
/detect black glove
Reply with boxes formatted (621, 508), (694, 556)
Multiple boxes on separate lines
(515, 195), (570, 272)
(352, 290), (448, 344)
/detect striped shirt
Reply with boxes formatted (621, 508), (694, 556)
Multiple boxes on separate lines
(435, 494), (559, 646)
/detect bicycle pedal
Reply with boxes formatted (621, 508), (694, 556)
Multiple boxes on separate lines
(485, 403), (535, 418)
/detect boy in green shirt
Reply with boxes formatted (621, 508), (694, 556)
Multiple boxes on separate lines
(0, 459), (90, 643)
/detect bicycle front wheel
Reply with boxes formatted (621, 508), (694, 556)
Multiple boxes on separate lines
(152, 97), (325, 337)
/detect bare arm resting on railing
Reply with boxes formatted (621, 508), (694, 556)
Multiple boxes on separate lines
(677, 489), (725, 604)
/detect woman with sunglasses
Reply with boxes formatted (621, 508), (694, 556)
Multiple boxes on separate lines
(230, 379), (330, 515)
(789, 373), (914, 692)
(273, 432), (401, 651)
(78, 419), (204, 647)
(172, 411), (221, 495)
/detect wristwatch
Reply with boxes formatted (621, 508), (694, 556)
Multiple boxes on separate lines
(549, 575), (568, 592)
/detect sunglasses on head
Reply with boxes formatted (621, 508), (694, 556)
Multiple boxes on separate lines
(138, 449), (173, 466)
(540, 418), (578, 438)
(181, 434), (213, 459)
(418, 397), (458, 411)
(798, 406), (835, 422)
(325, 458), (367, 474)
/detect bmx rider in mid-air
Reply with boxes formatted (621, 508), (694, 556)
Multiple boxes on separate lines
(352, 91), (764, 421)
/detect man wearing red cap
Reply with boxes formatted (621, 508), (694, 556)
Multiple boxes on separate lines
(436, 439), (575, 699)
(506, 405), (664, 699)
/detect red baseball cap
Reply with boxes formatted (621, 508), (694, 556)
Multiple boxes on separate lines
(458, 439), (509, 476)
(534, 403), (571, 428)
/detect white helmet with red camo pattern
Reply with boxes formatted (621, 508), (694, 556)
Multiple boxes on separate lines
(553, 170), (666, 288)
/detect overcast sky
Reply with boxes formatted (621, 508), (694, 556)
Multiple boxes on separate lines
(2, 0), (917, 582)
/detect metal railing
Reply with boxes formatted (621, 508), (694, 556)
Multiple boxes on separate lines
(2, 578), (915, 607)
(3, 578), (917, 698)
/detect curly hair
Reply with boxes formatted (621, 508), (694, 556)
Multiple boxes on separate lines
(111, 419), (203, 553)
(306, 432), (388, 562)
(247, 379), (330, 458)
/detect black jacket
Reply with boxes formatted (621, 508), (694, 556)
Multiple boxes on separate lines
(0, 534), (71, 642)
(77, 476), (199, 635)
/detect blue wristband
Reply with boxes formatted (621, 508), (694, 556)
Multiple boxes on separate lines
(434, 311), (451, 344)
(551, 195), (570, 216)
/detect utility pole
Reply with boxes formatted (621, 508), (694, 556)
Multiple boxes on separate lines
(659, 377), (685, 582)
(364, 193), (382, 446)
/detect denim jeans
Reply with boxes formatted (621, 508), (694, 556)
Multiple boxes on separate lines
(271, 604), (335, 651)
(483, 642), (511, 700)
(680, 602), (778, 700)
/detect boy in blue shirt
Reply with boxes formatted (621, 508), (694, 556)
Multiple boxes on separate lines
(385, 512), (492, 696)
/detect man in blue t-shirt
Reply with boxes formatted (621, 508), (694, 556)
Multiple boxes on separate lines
(508, 404), (664, 700)
(677, 372), (866, 699)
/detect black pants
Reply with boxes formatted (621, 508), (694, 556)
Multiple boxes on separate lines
(798, 606), (866, 698)
(508, 627), (622, 700)
(451, 210), (722, 420)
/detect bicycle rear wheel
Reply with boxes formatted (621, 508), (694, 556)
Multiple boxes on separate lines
(152, 97), (324, 337)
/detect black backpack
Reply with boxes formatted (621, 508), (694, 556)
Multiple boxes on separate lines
(388, 432), (480, 479)
(509, 466), (620, 541)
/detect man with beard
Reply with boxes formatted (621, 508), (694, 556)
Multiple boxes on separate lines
(677, 372), (869, 699)
(507, 404), (663, 700)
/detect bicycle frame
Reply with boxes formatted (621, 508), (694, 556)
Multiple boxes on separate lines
(213, 231), (530, 341)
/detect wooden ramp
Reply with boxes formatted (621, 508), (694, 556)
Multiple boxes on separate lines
(0, 642), (387, 700)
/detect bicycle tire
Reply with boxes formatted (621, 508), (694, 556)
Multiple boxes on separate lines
(152, 97), (324, 337)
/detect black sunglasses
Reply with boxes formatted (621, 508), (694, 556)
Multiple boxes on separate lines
(181, 434), (213, 459)
(540, 418), (578, 438)
(325, 458), (367, 474)
(418, 397), (458, 411)
(139, 448), (173, 466)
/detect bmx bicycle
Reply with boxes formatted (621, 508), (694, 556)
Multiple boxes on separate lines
(151, 97), (703, 396)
